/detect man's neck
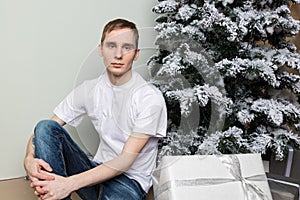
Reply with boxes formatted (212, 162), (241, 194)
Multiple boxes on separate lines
(107, 71), (132, 86)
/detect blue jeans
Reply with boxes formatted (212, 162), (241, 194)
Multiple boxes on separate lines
(34, 120), (146, 200)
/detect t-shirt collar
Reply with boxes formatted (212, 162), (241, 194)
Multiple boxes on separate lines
(103, 70), (136, 90)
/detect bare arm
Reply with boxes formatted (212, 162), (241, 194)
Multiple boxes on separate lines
(72, 132), (150, 188)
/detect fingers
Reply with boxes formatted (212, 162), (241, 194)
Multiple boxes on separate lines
(39, 171), (55, 181)
(33, 185), (46, 198)
(36, 189), (55, 200)
(34, 188), (43, 196)
(31, 180), (46, 188)
(26, 158), (54, 181)
(32, 171), (54, 181)
(38, 195), (44, 200)
(40, 191), (55, 200)
(28, 176), (38, 182)
(31, 182), (50, 199)
(34, 159), (54, 181)
(38, 159), (53, 173)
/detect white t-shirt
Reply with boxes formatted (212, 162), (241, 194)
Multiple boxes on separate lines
(54, 71), (167, 192)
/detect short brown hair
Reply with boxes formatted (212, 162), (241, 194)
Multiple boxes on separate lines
(100, 18), (139, 48)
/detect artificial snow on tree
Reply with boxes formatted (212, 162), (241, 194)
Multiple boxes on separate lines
(148, 0), (300, 161)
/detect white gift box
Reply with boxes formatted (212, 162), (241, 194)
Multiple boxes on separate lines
(152, 154), (273, 200)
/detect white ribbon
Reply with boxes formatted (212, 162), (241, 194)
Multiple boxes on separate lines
(155, 155), (270, 200)
(285, 146), (294, 177)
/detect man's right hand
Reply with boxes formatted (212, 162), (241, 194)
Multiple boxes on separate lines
(24, 156), (55, 198)
(24, 156), (54, 182)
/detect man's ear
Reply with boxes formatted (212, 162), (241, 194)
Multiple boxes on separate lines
(98, 44), (103, 57)
(133, 49), (140, 61)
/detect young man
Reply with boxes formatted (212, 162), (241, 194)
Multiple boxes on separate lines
(24, 18), (167, 200)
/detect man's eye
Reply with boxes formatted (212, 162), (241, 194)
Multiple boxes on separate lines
(124, 45), (132, 51)
(108, 44), (115, 48)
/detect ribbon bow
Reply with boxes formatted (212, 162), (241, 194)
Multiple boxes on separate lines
(154, 155), (270, 200)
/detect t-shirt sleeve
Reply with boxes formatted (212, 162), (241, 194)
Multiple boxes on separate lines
(53, 82), (87, 127)
(133, 87), (167, 137)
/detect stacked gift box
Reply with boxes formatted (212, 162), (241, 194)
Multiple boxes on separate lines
(267, 173), (300, 200)
(269, 147), (300, 180)
(268, 147), (300, 200)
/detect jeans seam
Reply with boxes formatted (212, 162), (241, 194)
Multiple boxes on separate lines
(97, 184), (103, 200)
(57, 133), (91, 170)
(130, 179), (146, 199)
(52, 128), (68, 177)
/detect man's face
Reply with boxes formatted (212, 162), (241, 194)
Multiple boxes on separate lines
(99, 28), (139, 77)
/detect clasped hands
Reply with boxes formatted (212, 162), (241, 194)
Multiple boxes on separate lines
(25, 158), (73, 200)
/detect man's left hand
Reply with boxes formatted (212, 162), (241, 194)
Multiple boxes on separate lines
(31, 172), (74, 200)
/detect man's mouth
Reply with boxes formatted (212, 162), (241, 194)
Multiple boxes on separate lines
(111, 63), (124, 67)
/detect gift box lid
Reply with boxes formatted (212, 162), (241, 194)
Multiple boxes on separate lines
(153, 154), (273, 200)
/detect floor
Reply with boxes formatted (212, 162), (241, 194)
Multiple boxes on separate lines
(0, 176), (153, 200)
(0, 177), (81, 200)
(0, 161), (293, 200)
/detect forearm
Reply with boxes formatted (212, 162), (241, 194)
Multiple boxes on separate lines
(70, 152), (137, 191)
(24, 134), (35, 162)
(71, 132), (150, 190)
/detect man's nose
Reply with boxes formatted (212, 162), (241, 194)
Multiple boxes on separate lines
(115, 47), (122, 59)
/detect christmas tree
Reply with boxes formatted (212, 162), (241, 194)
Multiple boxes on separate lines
(148, 0), (300, 161)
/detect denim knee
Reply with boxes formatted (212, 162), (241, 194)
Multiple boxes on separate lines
(34, 120), (61, 139)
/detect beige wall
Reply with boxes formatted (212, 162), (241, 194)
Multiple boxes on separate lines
(0, 0), (157, 180)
